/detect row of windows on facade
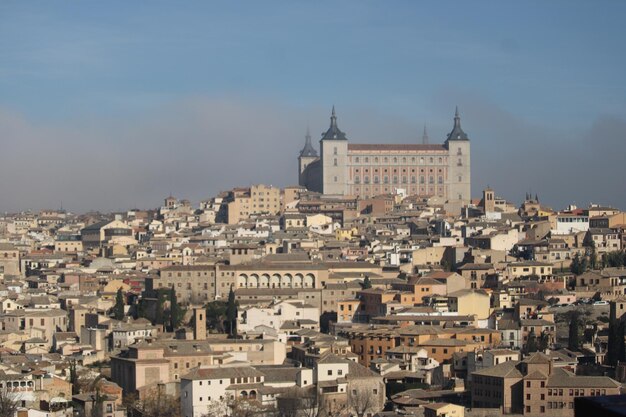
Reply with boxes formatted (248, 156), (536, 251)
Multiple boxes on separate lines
(335, 157), (463, 167)
(354, 155), (447, 164)
(352, 188), (447, 198)
(353, 175), (447, 185)
(334, 151), (463, 164)
(355, 167), (443, 174)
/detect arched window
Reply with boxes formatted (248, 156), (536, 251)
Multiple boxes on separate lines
(438, 176), (443, 184)
(334, 158), (338, 166)
(393, 157), (398, 163)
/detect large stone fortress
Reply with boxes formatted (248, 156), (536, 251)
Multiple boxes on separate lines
(298, 107), (471, 204)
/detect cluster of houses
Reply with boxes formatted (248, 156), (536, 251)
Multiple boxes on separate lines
(0, 185), (625, 417)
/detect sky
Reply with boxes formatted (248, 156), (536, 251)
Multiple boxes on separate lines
(1, 1), (625, 213)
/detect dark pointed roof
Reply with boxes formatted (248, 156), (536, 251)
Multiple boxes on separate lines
(299, 127), (318, 157)
(446, 106), (469, 141)
(321, 106), (347, 140)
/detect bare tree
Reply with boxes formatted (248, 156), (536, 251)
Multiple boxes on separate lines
(276, 386), (325, 417)
(348, 386), (377, 417)
(201, 396), (276, 417)
(0, 389), (18, 417)
(133, 386), (181, 417)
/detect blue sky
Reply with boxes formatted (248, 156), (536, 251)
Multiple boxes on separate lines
(1, 1), (625, 212)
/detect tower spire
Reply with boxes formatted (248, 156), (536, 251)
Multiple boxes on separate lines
(446, 106), (468, 141)
(330, 105), (337, 128)
(321, 105), (347, 140)
(422, 125), (429, 145)
(299, 126), (318, 157)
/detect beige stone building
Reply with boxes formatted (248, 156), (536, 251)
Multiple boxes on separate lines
(0, 243), (20, 276)
(111, 338), (286, 395)
(299, 107), (471, 205)
(2, 309), (68, 344)
(226, 184), (282, 224)
(447, 289), (491, 322)
(424, 403), (465, 417)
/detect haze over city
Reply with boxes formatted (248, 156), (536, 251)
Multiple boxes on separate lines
(4, 3), (626, 417)
(1, 1), (625, 212)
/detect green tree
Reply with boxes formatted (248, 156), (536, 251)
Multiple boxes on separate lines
(607, 302), (618, 366)
(155, 290), (166, 326)
(226, 286), (238, 337)
(91, 388), (105, 417)
(113, 288), (125, 321)
(205, 300), (228, 333)
(525, 329), (538, 354)
(69, 359), (80, 395)
(568, 310), (582, 351)
(169, 286), (184, 331)
(589, 242), (597, 270)
(571, 253), (589, 275)
(571, 253), (582, 275)
(538, 331), (550, 352)
(619, 321), (626, 363)
(362, 275), (372, 289)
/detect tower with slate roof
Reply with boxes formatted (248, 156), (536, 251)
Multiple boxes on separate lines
(445, 106), (471, 204)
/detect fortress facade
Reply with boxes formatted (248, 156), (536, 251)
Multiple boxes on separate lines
(298, 107), (471, 204)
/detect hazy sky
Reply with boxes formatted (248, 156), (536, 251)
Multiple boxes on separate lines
(1, 1), (625, 212)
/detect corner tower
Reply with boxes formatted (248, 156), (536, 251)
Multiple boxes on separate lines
(445, 107), (471, 204)
(320, 106), (348, 195)
(299, 127), (318, 179)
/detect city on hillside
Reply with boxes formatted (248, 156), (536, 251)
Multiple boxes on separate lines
(3, 2), (626, 417)
(1, 108), (626, 417)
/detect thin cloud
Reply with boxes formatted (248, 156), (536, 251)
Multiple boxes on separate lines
(0, 96), (624, 213)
